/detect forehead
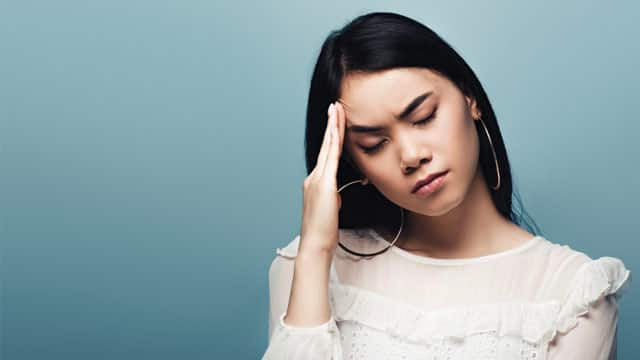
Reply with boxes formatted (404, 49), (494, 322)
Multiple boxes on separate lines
(338, 67), (444, 118)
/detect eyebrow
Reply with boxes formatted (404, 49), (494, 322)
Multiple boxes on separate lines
(346, 91), (433, 134)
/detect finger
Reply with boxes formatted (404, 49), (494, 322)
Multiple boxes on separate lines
(335, 101), (346, 150)
(318, 104), (336, 178)
(313, 103), (335, 179)
(326, 101), (345, 170)
(322, 107), (340, 177)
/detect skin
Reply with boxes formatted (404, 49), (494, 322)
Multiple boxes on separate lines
(336, 67), (534, 259)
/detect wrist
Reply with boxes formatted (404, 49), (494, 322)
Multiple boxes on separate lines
(297, 244), (335, 260)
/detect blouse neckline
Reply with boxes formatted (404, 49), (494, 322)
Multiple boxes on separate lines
(366, 228), (544, 266)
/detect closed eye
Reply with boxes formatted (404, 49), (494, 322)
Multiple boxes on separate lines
(359, 109), (437, 154)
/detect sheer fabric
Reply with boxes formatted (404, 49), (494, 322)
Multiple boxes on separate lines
(262, 228), (631, 359)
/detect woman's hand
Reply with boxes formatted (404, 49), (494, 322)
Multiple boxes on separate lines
(299, 101), (346, 255)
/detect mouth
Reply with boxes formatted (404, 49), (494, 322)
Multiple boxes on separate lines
(411, 170), (449, 194)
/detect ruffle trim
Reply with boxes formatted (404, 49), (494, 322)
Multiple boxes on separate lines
(327, 256), (630, 345)
(275, 234), (341, 282)
(329, 281), (562, 345)
(278, 311), (339, 334)
(550, 256), (631, 339)
(275, 234), (300, 259)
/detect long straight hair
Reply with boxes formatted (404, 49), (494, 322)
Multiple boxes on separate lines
(304, 12), (542, 238)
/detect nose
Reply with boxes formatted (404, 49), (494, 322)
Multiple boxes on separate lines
(399, 142), (431, 174)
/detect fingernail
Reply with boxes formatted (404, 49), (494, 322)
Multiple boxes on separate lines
(328, 103), (334, 116)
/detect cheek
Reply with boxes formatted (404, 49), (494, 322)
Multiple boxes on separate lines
(449, 118), (480, 176)
(344, 148), (391, 185)
(343, 144), (372, 176)
(437, 103), (476, 148)
(433, 109), (479, 180)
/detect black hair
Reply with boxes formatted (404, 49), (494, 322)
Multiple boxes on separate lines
(304, 11), (542, 239)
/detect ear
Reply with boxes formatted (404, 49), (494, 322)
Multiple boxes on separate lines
(465, 95), (482, 120)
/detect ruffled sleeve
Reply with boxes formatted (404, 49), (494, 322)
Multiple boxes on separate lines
(261, 235), (344, 360)
(547, 256), (631, 360)
(262, 312), (343, 359)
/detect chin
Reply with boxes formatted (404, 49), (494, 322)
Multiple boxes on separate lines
(410, 184), (464, 217)
(414, 201), (457, 217)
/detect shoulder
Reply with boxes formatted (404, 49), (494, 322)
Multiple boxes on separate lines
(267, 234), (300, 284)
(273, 233), (301, 259)
(539, 238), (593, 294)
(538, 236), (631, 300)
(269, 228), (374, 282)
(271, 228), (375, 259)
(552, 236), (631, 344)
(537, 236), (632, 335)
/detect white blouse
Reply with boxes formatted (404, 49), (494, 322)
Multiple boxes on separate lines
(261, 228), (631, 360)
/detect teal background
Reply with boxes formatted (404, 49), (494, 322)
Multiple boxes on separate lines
(2, 1), (638, 359)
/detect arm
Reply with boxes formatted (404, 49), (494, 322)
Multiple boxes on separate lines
(262, 239), (343, 359)
(546, 256), (630, 360)
(547, 295), (619, 360)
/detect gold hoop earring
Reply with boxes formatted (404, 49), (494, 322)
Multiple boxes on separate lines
(336, 179), (404, 257)
(478, 117), (501, 191)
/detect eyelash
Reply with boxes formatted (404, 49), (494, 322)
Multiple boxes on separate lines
(360, 110), (437, 154)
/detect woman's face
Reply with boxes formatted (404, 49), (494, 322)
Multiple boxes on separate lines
(339, 67), (483, 216)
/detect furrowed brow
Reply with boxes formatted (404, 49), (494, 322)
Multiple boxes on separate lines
(345, 91), (433, 134)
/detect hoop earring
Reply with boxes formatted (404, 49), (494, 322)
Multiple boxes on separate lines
(478, 117), (501, 191)
(336, 179), (404, 258)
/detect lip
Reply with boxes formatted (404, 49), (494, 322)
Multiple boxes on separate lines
(411, 170), (449, 194)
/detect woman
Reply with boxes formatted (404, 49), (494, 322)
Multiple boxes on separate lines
(262, 11), (631, 359)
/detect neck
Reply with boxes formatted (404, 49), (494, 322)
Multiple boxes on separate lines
(395, 167), (523, 259)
